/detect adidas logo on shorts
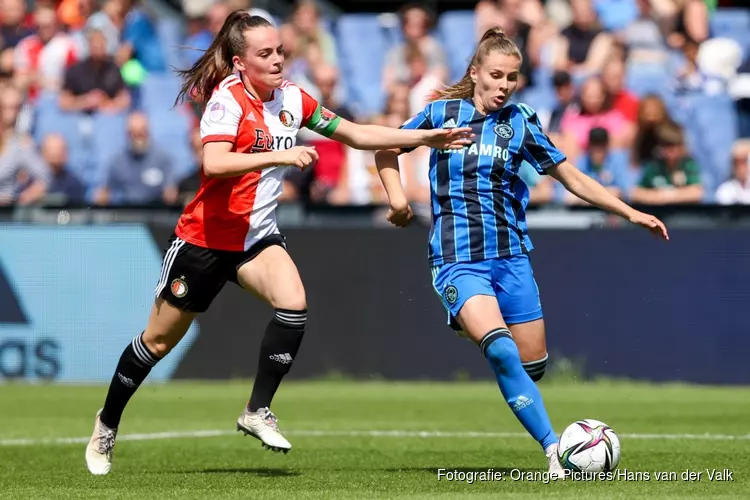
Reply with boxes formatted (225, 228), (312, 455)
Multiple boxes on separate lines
(269, 353), (293, 364)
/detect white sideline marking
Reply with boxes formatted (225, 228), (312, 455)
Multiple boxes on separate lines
(1, 429), (750, 447)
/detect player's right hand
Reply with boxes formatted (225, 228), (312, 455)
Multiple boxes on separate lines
(629, 210), (669, 240)
(386, 200), (413, 228)
(283, 146), (318, 169)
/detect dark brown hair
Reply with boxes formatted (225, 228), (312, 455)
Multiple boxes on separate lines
(657, 122), (685, 146)
(175, 12), (273, 106)
(431, 28), (522, 101)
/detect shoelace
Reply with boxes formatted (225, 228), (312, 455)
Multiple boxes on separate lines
(98, 428), (116, 456)
(261, 410), (279, 431)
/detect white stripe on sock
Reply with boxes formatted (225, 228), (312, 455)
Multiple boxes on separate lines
(131, 335), (157, 367)
(522, 353), (549, 368)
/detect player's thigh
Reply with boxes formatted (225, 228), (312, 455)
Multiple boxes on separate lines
(235, 244), (306, 310)
(432, 261), (501, 344)
(142, 298), (197, 357)
(493, 254), (545, 359)
(454, 295), (509, 345)
(148, 235), (227, 356)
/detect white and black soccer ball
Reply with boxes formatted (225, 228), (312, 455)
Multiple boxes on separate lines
(558, 419), (621, 473)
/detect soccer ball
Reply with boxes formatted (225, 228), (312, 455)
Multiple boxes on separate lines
(558, 419), (621, 473)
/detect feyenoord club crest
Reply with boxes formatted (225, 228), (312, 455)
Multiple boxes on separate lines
(494, 122), (514, 139)
(279, 109), (294, 128)
(171, 277), (188, 298)
(320, 107), (337, 125)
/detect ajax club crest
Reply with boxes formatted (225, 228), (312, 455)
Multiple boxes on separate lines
(444, 285), (458, 305)
(494, 122), (514, 140)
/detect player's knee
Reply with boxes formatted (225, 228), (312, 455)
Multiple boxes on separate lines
(270, 284), (306, 311)
(480, 328), (520, 373)
(273, 297), (307, 312)
(523, 353), (548, 381)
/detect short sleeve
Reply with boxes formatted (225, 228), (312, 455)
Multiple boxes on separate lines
(200, 88), (243, 145)
(301, 87), (342, 138)
(518, 103), (566, 174)
(398, 105), (434, 153)
(299, 87), (319, 127)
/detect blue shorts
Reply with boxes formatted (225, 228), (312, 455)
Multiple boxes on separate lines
(431, 254), (543, 331)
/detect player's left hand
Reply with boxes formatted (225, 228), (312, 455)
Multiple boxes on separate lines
(629, 211), (669, 240)
(422, 128), (474, 150)
(387, 201), (414, 228)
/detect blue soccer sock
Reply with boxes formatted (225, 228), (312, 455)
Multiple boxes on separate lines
(480, 328), (558, 451)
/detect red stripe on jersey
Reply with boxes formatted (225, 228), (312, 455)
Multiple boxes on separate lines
(299, 86), (319, 127)
(202, 134), (237, 144)
(220, 75), (241, 90)
(175, 77), (273, 251)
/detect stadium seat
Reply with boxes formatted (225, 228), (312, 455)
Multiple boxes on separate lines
(139, 74), (183, 115)
(157, 16), (187, 71)
(378, 13), (403, 50)
(626, 63), (671, 97)
(711, 9), (750, 60)
(593, 0), (638, 33)
(437, 11), (475, 82)
(335, 14), (388, 117)
(690, 94), (738, 193)
(32, 92), (94, 183)
(710, 9), (750, 40)
(91, 113), (128, 188)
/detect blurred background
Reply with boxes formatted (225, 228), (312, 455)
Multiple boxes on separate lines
(0, 0), (748, 385)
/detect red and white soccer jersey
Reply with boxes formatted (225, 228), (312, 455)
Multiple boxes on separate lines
(175, 74), (339, 252)
(15, 33), (78, 99)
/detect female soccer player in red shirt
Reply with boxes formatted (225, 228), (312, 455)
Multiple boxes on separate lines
(85, 11), (473, 475)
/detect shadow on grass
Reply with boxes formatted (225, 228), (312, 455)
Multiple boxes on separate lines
(383, 467), (541, 475)
(182, 467), (301, 477)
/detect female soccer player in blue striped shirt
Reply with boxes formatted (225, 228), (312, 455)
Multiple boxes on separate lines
(375, 28), (669, 478)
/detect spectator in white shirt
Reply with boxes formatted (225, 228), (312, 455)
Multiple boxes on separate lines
(716, 141), (750, 205)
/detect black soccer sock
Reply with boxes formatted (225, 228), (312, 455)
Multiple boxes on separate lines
(99, 332), (161, 429)
(522, 353), (549, 382)
(247, 309), (306, 412)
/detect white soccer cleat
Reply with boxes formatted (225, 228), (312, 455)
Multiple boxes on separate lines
(236, 407), (292, 453)
(546, 443), (567, 480)
(85, 409), (117, 475)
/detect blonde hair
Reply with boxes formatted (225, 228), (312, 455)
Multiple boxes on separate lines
(431, 28), (522, 101)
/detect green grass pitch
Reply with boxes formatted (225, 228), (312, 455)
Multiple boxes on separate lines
(1, 380), (748, 499)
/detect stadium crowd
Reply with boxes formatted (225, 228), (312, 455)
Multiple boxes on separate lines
(0, 0), (748, 209)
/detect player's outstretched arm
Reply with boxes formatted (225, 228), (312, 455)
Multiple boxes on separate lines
(374, 149), (413, 227)
(548, 161), (669, 240)
(203, 142), (318, 178)
(330, 118), (474, 151)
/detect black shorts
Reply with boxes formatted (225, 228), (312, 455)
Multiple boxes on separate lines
(154, 233), (287, 313)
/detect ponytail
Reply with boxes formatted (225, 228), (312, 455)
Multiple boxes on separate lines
(431, 28), (523, 102)
(175, 12), (273, 106)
